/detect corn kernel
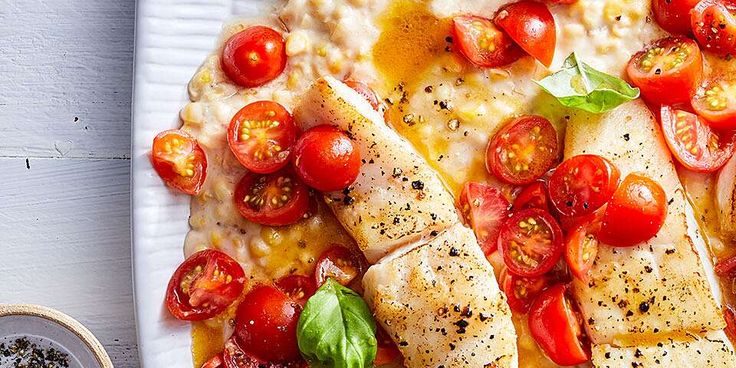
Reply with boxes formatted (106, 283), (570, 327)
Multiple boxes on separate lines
(285, 32), (309, 56)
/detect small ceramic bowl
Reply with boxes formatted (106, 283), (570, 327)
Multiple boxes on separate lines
(0, 304), (113, 368)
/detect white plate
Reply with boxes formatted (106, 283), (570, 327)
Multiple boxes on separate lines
(131, 0), (275, 367)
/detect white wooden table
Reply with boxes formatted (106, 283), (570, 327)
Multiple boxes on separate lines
(0, 0), (138, 366)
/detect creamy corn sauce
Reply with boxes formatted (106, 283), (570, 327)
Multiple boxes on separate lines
(176, 0), (734, 366)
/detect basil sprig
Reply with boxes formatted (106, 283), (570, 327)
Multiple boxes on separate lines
(536, 52), (640, 113)
(297, 278), (377, 368)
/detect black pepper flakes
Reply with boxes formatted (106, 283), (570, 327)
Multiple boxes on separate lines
(0, 337), (70, 368)
(411, 180), (425, 190)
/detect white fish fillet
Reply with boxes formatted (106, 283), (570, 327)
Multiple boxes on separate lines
(564, 101), (728, 347)
(363, 223), (518, 368)
(294, 76), (459, 263)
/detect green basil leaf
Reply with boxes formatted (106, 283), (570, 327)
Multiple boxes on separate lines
(536, 52), (640, 113)
(297, 278), (377, 368)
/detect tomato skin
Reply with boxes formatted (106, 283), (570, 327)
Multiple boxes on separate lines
(653, 0), (700, 34)
(276, 275), (316, 305)
(221, 26), (286, 88)
(660, 106), (736, 172)
(598, 173), (668, 247)
(498, 208), (564, 277)
(202, 353), (225, 368)
(374, 326), (403, 366)
(548, 155), (620, 218)
(725, 305), (736, 339)
(691, 0), (736, 57)
(151, 129), (208, 195)
(565, 220), (601, 282)
(494, 1), (556, 66)
(500, 268), (551, 313)
(528, 284), (590, 366)
(626, 36), (703, 105)
(222, 337), (304, 368)
(314, 245), (365, 288)
(513, 181), (551, 213)
(235, 285), (302, 363)
(343, 79), (382, 111)
(228, 101), (298, 174)
(486, 115), (559, 185)
(233, 169), (310, 226)
(691, 77), (736, 130)
(292, 125), (361, 192)
(452, 15), (525, 68)
(165, 249), (246, 321)
(458, 182), (512, 255)
(715, 254), (736, 276)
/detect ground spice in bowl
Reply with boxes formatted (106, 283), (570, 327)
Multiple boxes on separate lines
(0, 336), (71, 368)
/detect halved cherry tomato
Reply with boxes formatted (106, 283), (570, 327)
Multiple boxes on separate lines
(228, 101), (297, 174)
(528, 284), (590, 366)
(221, 26), (286, 88)
(223, 336), (304, 368)
(598, 173), (668, 247)
(653, 0), (700, 34)
(714, 253), (736, 276)
(548, 155), (620, 218)
(374, 326), (403, 366)
(692, 0), (736, 57)
(165, 249), (246, 321)
(486, 115), (559, 185)
(151, 129), (207, 195)
(565, 220), (601, 282)
(202, 353), (224, 368)
(452, 15), (525, 68)
(314, 245), (364, 287)
(661, 106), (736, 172)
(233, 169), (310, 226)
(513, 181), (551, 213)
(292, 125), (361, 192)
(458, 182), (511, 255)
(343, 78), (382, 111)
(691, 76), (736, 129)
(500, 267), (551, 313)
(626, 36), (703, 104)
(276, 274), (316, 305)
(494, 1), (556, 66)
(235, 285), (302, 362)
(498, 208), (564, 277)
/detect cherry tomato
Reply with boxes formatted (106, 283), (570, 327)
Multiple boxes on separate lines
(452, 15), (525, 68)
(714, 254), (736, 276)
(498, 208), (564, 277)
(314, 245), (364, 287)
(276, 274), (316, 305)
(500, 267), (551, 313)
(292, 125), (361, 192)
(725, 305), (736, 339)
(343, 78), (382, 111)
(626, 36), (703, 105)
(233, 169), (310, 226)
(221, 26), (286, 88)
(222, 337), (304, 368)
(548, 155), (620, 218)
(598, 173), (668, 247)
(202, 353), (224, 368)
(151, 129), (208, 195)
(660, 106), (736, 172)
(457, 182), (512, 255)
(165, 249), (246, 321)
(653, 0), (700, 34)
(691, 76), (736, 129)
(565, 220), (601, 282)
(692, 0), (736, 57)
(528, 284), (590, 366)
(513, 181), (552, 213)
(494, 1), (556, 66)
(228, 101), (297, 174)
(486, 115), (559, 185)
(374, 326), (403, 366)
(235, 285), (302, 362)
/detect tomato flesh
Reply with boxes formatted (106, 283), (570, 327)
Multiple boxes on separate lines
(528, 284), (590, 366)
(653, 0), (700, 34)
(228, 101), (297, 174)
(221, 26), (286, 87)
(513, 181), (551, 213)
(486, 115), (559, 185)
(661, 106), (736, 172)
(235, 285), (302, 362)
(458, 182), (511, 255)
(233, 169), (310, 226)
(452, 15), (525, 68)
(343, 78), (382, 111)
(500, 268), (551, 313)
(202, 353), (225, 368)
(692, 77), (736, 130)
(151, 129), (208, 195)
(494, 1), (556, 66)
(314, 245), (364, 288)
(292, 125), (361, 192)
(626, 36), (703, 105)
(692, 0), (736, 57)
(165, 249), (246, 321)
(565, 220), (601, 282)
(498, 208), (564, 277)
(725, 305), (736, 339)
(223, 337), (304, 368)
(598, 173), (668, 247)
(374, 326), (403, 366)
(548, 155), (620, 218)
(276, 274), (316, 305)
(715, 254), (736, 276)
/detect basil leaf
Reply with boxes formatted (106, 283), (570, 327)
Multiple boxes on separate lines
(297, 278), (377, 368)
(536, 52), (640, 113)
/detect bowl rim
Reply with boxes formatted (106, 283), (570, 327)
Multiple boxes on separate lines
(0, 303), (114, 368)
